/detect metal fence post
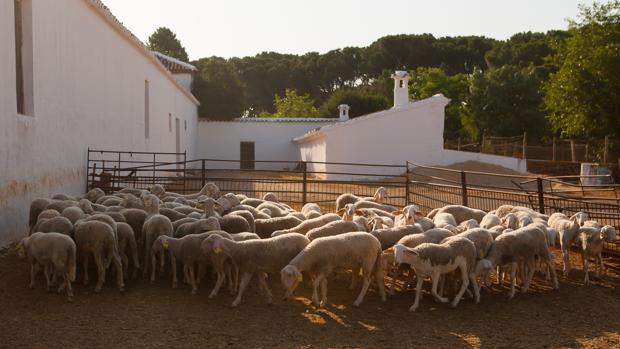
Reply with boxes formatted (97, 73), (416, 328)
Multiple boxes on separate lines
(302, 162), (308, 205)
(86, 147), (91, 192)
(537, 177), (545, 214)
(152, 153), (156, 186)
(461, 171), (468, 207)
(405, 162), (410, 206)
(201, 159), (206, 188)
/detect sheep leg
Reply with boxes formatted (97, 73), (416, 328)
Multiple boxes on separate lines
(409, 277), (424, 312)
(387, 265), (397, 295)
(583, 255), (590, 285)
(94, 252), (106, 293)
(349, 267), (359, 290)
(311, 274), (324, 307)
(209, 270), (225, 299)
(159, 250), (165, 276)
(596, 253), (603, 277)
(451, 264), (470, 308)
(143, 243), (150, 279)
(547, 251), (559, 290)
(188, 264), (198, 295)
(561, 244), (570, 276)
(508, 262), (517, 299)
(29, 262), (39, 289)
(150, 252), (157, 283)
(257, 273), (273, 304)
(522, 259), (535, 293)
(171, 255), (178, 289)
(121, 251), (129, 282)
(227, 265), (235, 295)
(353, 273), (371, 307)
(232, 272), (252, 307)
(320, 278), (328, 306)
(438, 275), (446, 298)
(82, 254), (89, 286)
(469, 271), (480, 304)
(64, 272), (74, 301)
(44, 264), (53, 291)
(430, 272), (449, 304)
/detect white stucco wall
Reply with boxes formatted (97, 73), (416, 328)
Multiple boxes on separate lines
(0, 0), (198, 246)
(197, 119), (335, 170)
(174, 73), (193, 92)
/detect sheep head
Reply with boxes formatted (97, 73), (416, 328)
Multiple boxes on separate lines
(373, 187), (388, 202)
(280, 265), (303, 300)
(601, 225), (617, 243)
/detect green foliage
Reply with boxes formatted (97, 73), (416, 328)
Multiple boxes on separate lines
(321, 89), (390, 118)
(192, 57), (244, 120)
(147, 27), (189, 62)
(545, 0), (620, 138)
(259, 89), (321, 118)
(409, 67), (470, 138)
(485, 31), (569, 70)
(467, 65), (546, 139)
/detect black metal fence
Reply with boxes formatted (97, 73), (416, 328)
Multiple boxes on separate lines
(87, 149), (620, 255)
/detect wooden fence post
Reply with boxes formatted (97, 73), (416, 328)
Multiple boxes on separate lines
(461, 171), (468, 207)
(302, 162), (307, 206)
(552, 137), (556, 161)
(457, 137), (461, 151)
(537, 177), (545, 214)
(522, 132), (527, 159)
(201, 159), (206, 188)
(604, 136), (609, 164)
(481, 133), (486, 153)
(571, 140), (577, 162)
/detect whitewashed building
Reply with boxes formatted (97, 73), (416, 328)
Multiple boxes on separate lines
(0, 0), (199, 245)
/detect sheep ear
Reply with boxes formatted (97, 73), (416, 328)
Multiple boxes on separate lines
(391, 211), (401, 215)
(402, 248), (418, 256)
(337, 208), (345, 216)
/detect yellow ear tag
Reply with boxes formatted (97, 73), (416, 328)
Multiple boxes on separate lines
(297, 274), (303, 282)
(162, 240), (169, 250)
(214, 247), (222, 254)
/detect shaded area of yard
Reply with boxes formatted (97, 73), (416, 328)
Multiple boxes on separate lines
(1, 249), (620, 348)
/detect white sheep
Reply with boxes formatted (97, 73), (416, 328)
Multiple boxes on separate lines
(578, 225), (617, 284)
(212, 233), (310, 307)
(17, 232), (77, 300)
(433, 205), (486, 224)
(480, 212), (501, 229)
(254, 215), (303, 238)
(433, 212), (458, 232)
(141, 194), (174, 278)
(370, 225), (423, 250)
(301, 203), (322, 219)
(271, 213), (341, 237)
(305, 220), (364, 241)
(394, 236), (479, 311)
(456, 219), (480, 233)
(117, 222), (140, 280)
(549, 212), (582, 276)
(281, 232), (386, 307)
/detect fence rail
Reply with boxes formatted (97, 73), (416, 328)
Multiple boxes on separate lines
(86, 149), (620, 256)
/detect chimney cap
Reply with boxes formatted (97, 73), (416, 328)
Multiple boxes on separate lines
(391, 70), (410, 79)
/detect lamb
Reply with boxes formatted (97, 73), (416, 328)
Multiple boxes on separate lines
(433, 205), (486, 224)
(256, 202), (290, 218)
(254, 215), (303, 238)
(577, 225), (617, 284)
(476, 225), (559, 299)
(141, 195), (174, 278)
(36, 209), (60, 221)
(173, 205), (202, 216)
(271, 213), (341, 237)
(240, 197), (265, 208)
(46, 200), (79, 216)
(172, 217), (199, 234)
(357, 208), (396, 220)
(17, 232), (77, 300)
(549, 212), (582, 276)
(83, 187), (105, 202)
(229, 204), (271, 219)
(199, 233), (239, 298)
(433, 212), (458, 232)
(120, 208), (148, 245)
(218, 214), (251, 235)
(480, 212), (501, 229)
(369, 216), (395, 231)
(501, 213), (519, 229)
(33, 216), (74, 237)
(488, 225), (508, 239)
(212, 233), (311, 307)
(353, 200), (397, 213)
(160, 208), (187, 222)
(117, 222), (140, 280)
(74, 220), (124, 292)
(305, 220), (364, 241)
(456, 219), (480, 233)
(445, 228), (493, 260)
(28, 198), (55, 230)
(335, 187), (388, 211)
(394, 237), (479, 311)
(174, 217), (221, 238)
(227, 210), (255, 233)
(301, 203), (322, 219)
(370, 224), (423, 250)
(281, 232), (386, 307)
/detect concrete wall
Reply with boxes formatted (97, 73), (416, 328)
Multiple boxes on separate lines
(0, 0), (198, 246)
(197, 119), (335, 170)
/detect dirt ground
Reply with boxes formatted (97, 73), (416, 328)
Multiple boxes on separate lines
(1, 249), (620, 349)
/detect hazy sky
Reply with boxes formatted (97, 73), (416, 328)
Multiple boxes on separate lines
(103, 0), (602, 60)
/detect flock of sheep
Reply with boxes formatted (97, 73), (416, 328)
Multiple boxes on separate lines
(17, 184), (617, 312)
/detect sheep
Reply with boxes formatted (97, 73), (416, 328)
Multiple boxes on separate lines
(61, 206), (86, 224)
(229, 204), (271, 219)
(117, 222), (140, 281)
(476, 225), (559, 299)
(74, 220), (124, 292)
(578, 225), (617, 284)
(549, 212), (582, 276)
(212, 233), (310, 307)
(370, 224), (423, 250)
(83, 187), (105, 202)
(227, 210), (255, 234)
(172, 217), (199, 234)
(262, 192), (280, 202)
(141, 195), (174, 278)
(120, 208), (148, 245)
(281, 232), (386, 307)
(256, 202), (290, 218)
(160, 182), (220, 200)
(240, 198), (265, 208)
(301, 203), (322, 219)
(173, 205), (202, 216)
(369, 216), (395, 231)
(335, 187), (388, 211)
(29, 198), (55, 230)
(199, 233), (238, 298)
(254, 215), (303, 239)
(456, 219), (480, 233)
(119, 195), (145, 210)
(151, 232), (229, 292)
(433, 212), (458, 232)
(271, 213), (341, 237)
(174, 217), (221, 238)
(160, 208), (187, 222)
(518, 215), (534, 228)
(17, 232), (76, 300)
(353, 201), (397, 213)
(434, 205), (486, 224)
(488, 225), (508, 239)
(37, 209), (60, 221)
(357, 207), (396, 220)
(480, 212), (501, 229)
(219, 214), (251, 235)
(196, 197), (222, 219)
(446, 228), (493, 261)
(305, 220), (364, 241)
(338, 203), (357, 221)
(33, 216), (74, 237)
(501, 213), (519, 230)
(105, 211), (127, 223)
(394, 237), (479, 311)
(46, 200), (79, 216)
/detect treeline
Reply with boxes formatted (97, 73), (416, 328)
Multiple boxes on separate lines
(148, 1), (620, 141)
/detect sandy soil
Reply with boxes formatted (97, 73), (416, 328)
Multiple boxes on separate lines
(1, 248), (620, 349)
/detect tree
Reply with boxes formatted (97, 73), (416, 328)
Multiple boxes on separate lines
(467, 65), (546, 139)
(545, 1), (620, 138)
(147, 27), (189, 62)
(192, 57), (244, 120)
(259, 89), (321, 118)
(409, 67), (470, 138)
(321, 88), (389, 118)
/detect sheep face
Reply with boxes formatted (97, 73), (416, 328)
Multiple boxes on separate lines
(403, 205), (422, 224)
(374, 187), (388, 202)
(338, 204), (356, 221)
(475, 259), (494, 279)
(280, 265), (302, 299)
(502, 214), (518, 229)
(262, 192), (279, 202)
(150, 184), (166, 197)
(572, 212), (588, 226)
(371, 217), (384, 231)
(601, 225), (617, 242)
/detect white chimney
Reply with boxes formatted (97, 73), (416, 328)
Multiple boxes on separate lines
(338, 104), (350, 121)
(391, 70), (410, 108)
